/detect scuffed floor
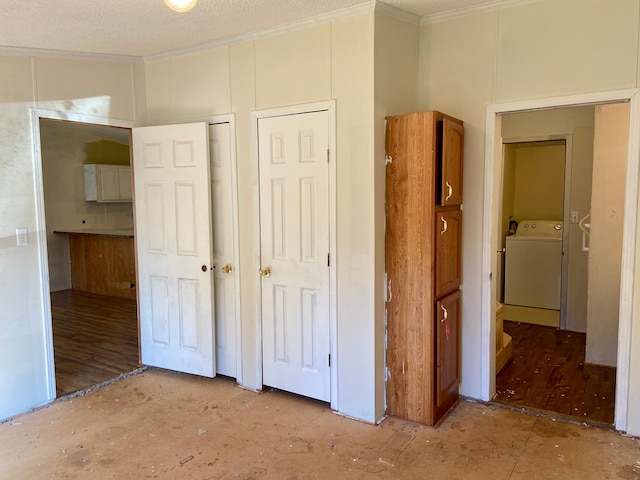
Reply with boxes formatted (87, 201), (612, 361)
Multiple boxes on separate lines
(1, 369), (639, 479)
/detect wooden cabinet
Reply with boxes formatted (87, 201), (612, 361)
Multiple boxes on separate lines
(67, 232), (136, 300)
(84, 164), (133, 202)
(385, 111), (463, 426)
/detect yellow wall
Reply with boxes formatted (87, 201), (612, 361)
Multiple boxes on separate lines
(419, 0), (640, 434)
(512, 143), (565, 221)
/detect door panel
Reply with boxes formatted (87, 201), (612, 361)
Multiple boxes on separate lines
(259, 110), (330, 402)
(209, 122), (238, 377)
(436, 289), (460, 414)
(440, 118), (464, 206)
(435, 209), (462, 298)
(132, 122), (215, 377)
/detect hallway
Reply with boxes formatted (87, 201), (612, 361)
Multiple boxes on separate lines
(1, 369), (638, 479)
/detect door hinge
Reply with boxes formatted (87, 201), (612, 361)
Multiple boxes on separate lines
(328, 253), (330, 267)
(328, 353), (331, 367)
(327, 149), (330, 163)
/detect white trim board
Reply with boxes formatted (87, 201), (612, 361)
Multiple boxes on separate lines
(421, 0), (542, 25)
(145, 3), (378, 62)
(481, 90), (640, 433)
(30, 108), (138, 406)
(250, 100), (338, 410)
(182, 113), (244, 386)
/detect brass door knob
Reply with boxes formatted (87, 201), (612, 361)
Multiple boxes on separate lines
(221, 264), (233, 274)
(259, 267), (271, 277)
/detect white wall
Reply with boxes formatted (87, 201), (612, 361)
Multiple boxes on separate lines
(0, 55), (141, 420)
(587, 102), (629, 366)
(419, 0), (640, 434)
(374, 10), (419, 416)
(144, 13), (390, 422)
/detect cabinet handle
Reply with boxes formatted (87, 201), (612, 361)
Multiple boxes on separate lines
(441, 305), (451, 341)
(440, 217), (448, 235)
(445, 181), (453, 201)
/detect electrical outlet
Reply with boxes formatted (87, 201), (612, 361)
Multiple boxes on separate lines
(571, 211), (579, 223)
(16, 227), (28, 246)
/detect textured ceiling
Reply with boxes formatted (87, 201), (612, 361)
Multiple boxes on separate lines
(0, 0), (498, 59)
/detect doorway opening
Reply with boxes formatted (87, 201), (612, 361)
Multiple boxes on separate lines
(38, 118), (140, 397)
(489, 102), (630, 425)
(35, 112), (243, 403)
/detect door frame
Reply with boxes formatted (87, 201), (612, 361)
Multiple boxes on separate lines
(481, 89), (640, 432)
(500, 134), (573, 329)
(187, 113), (243, 384)
(251, 100), (337, 409)
(30, 108), (138, 401)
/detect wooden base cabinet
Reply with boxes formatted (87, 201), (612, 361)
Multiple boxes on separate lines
(385, 111), (463, 426)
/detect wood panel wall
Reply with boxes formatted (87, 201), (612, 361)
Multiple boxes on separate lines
(69, 234), (136, 300)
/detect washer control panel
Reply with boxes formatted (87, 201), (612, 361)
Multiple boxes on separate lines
(516, 221), (563, 237)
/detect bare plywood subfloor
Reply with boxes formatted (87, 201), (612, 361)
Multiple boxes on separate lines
(51, 289), (140, 397)
(1, 369), (638, 479)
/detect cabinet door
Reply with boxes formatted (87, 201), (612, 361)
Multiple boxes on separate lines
(435, 289), (460, 415)
(440, 118), (463, 206)
(99, 165), (120, 201)
(435, 209), (461, 298)
(117, 166), (133, 201)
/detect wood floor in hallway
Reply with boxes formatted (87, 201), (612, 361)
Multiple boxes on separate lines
(495, 320), (616, 424)
(51, 289), (140, 397)
(1, 369), (638, 479)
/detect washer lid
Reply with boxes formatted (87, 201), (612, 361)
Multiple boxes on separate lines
(515, 220), (563, 238)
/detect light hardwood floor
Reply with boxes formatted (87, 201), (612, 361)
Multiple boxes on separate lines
(51, 289), (140, 397)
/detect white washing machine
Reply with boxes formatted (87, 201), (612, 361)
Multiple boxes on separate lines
(504, 220), (563, 310)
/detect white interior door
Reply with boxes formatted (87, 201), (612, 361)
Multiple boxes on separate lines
(209, 122), (238, 377)
(132, 122), (216, 377)
(258, 110), (330, 402)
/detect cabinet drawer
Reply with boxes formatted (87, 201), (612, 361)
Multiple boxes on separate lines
(435, 209), (462, 298)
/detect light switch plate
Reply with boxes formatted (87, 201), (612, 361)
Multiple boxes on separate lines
(16, 227), (28, 246)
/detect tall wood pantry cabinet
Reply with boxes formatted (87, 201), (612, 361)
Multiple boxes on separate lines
(385, 111), (464, 426)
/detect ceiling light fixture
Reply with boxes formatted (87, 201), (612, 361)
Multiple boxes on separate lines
(163, 0), (198, 13)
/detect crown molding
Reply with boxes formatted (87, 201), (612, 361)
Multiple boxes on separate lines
(421, 0), (541, 25)
(374, 2), (420, 24)
(0, 0), (417, 64)
(144, 1), (378, 62)
(0, 45), (143, 63)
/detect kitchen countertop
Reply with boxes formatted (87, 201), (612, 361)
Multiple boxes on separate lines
(53, 228), (134, 237)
